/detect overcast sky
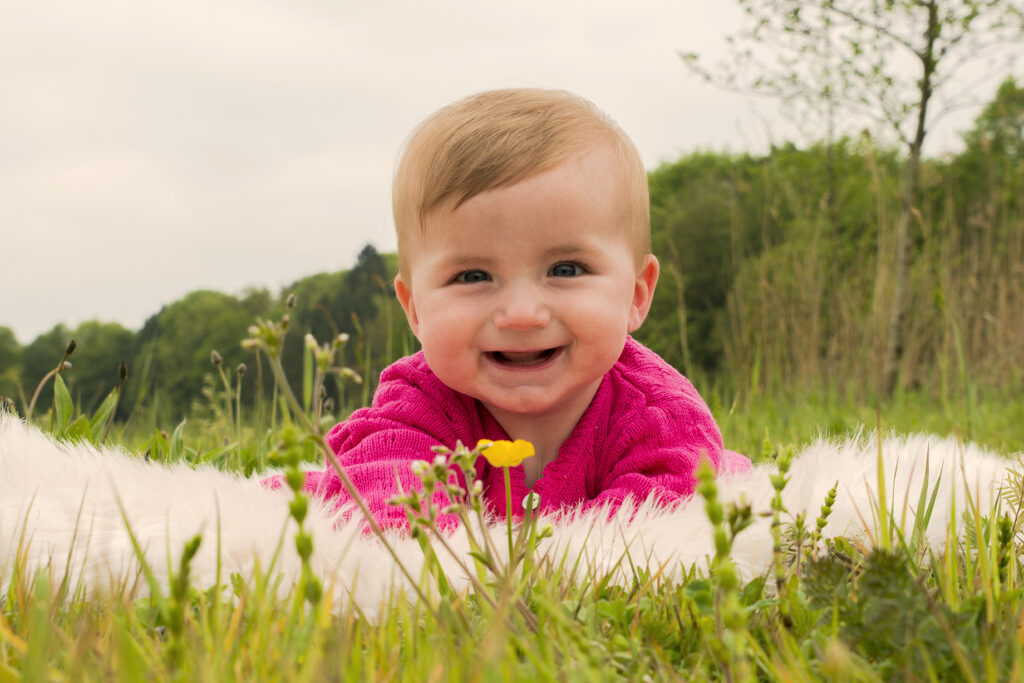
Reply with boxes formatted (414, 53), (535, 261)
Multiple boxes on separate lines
(0, 1), (1012, 344)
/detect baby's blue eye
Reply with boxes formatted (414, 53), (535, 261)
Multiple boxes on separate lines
(549, 262), (584, 277)
(454, 269), (490, 284)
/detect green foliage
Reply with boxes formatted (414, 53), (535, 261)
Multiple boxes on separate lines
(0, 325), (22, 402)
(638, 139), (902, 383)
(64, 320), (135, 417)
(19, 324), (73, 412)
(134, 290), (266, 417)
(946, 76), (1024, 238)
(5, 76), (1024, 409)
(641, 151), (764, 374)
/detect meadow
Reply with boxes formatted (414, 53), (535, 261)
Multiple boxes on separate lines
(2, 306), (1024, 682)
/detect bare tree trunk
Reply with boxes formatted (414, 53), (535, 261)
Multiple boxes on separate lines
(881, 0), (937, 396)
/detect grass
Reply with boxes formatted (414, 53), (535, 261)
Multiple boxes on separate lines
(708, 382), (1024, 464)
(5, 440), (1024, 681)
(3, 312), (1024, 681)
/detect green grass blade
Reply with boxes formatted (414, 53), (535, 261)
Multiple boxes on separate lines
(53, 373), (73, 434)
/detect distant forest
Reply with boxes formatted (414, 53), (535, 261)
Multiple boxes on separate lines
(2, 78), (1022, 421)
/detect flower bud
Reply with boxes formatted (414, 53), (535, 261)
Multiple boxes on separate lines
(285, 292), (297, 310)
(294, 531), (313, 561)
(304, 577), (322, 604)
(236, 362), (247, 376)
(210, 350), (223, 366)
(289, 495), (308, 524)
(285, 469), (304, 492)
(119, 361), (128, 381)
(65, 339), (77, 356)
(304, 333), (317, 350)
(61, 361), (72, 371)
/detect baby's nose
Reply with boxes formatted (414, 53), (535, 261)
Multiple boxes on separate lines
(493, 285), (551, 330)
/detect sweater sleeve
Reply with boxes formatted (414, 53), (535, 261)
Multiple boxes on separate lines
(304, 355), (477, 531)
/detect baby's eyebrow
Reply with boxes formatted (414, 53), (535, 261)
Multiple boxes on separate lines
(542, 242), (597, 259)
(436, 253), (497, 269)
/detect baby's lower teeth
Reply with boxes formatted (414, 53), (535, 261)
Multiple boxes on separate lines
(500, 351), (547, 364)
(505, 352), (541, 364)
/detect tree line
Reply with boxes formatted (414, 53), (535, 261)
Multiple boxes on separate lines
(1, 78), (1022, 420)
(0, 244), (404, 423)
(637, 77), (1024, 399)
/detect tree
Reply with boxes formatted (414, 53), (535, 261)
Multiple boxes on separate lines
(134, 291), (264, 415)
(684, 0), (1024, 393)
(280, 244), (393, 408)
(952, 76), (1024, 218)
(345, 244), (390, 329)
(0, 326), (22, 403)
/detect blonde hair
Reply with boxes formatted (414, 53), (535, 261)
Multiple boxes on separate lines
(392, 88), (650, 275)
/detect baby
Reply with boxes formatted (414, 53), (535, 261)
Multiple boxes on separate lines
(300, 88), (750, 528)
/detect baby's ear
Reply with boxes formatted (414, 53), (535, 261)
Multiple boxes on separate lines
(393, 274), (421, 337)
(627, 254), (659, 333)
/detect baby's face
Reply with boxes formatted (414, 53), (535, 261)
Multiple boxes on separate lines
(395, 143), (658, 426)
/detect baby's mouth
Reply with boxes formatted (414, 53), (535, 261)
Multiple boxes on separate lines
(487, 347), (561, 367)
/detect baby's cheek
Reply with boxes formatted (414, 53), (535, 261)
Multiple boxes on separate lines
(421, 344), (472, 387)
(575, 302), (631, 337)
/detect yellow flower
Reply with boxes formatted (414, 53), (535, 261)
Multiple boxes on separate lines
(477, 439), (535, 467)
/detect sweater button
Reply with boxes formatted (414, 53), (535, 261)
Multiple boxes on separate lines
(522, 492), (541, 511)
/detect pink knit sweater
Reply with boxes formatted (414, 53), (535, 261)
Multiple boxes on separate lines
(294, 337), (750, 529)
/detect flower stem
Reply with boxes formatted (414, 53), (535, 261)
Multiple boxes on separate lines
(504, 466), (513, 564)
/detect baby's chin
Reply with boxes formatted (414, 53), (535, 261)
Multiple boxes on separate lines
(475, 377), (606, 420)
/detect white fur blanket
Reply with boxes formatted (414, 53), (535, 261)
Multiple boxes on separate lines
(0, 414), (1014, 616)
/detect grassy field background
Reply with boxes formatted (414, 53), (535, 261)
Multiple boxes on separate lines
(2, 316), (1023, 681)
